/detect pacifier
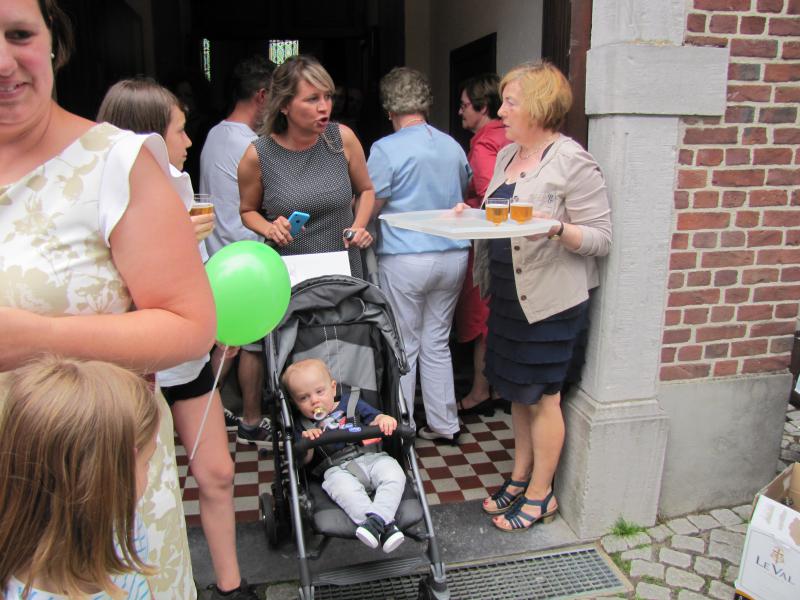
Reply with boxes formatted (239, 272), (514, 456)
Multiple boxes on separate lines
(313, 407), (328, 421)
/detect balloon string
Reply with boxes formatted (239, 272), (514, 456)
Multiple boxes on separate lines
(189, 347), (228, 464)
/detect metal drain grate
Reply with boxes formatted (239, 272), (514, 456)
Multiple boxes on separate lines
(314, 546), (629, 600)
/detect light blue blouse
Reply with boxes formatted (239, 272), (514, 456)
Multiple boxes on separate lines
(368, 123), (472, 255)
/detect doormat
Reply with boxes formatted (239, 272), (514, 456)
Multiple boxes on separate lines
(313, 545), (631, 600)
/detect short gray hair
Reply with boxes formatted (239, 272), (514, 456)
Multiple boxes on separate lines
(379, 67), (432, 116)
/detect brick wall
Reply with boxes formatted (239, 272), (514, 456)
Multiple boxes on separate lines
(661, 0), (800, 381)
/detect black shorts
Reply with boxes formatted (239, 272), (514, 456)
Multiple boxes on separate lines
(161, 361), (215, 406)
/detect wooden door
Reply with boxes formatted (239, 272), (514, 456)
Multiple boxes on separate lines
(541, 0), (592, 149)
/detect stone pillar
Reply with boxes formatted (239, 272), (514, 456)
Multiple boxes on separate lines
(558, 0), (728, 539)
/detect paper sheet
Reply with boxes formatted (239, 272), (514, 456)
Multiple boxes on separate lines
(281, 251), (351, 286)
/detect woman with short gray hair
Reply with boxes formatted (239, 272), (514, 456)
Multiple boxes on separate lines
(379, 67), (433, 117)
(368, 67), (470, 443)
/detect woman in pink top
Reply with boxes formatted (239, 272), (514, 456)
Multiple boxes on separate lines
(454, 74), (510, 416)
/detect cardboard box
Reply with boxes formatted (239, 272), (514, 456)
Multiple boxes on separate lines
(735, 463), (800, 600)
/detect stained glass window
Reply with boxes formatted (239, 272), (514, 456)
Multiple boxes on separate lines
(202, 38), (211, 82)
(269, 40), (299, 65)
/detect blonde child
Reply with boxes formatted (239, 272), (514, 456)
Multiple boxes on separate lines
(282, 358), (406, 553)
(0, 356), (161, 599)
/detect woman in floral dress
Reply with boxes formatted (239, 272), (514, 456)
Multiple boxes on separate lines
(0, 1), (215, 596)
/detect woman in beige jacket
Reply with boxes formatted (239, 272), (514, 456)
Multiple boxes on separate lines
(473, 62), (612, 531)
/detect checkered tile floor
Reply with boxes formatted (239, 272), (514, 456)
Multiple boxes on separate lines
(176, 409), (514, 526)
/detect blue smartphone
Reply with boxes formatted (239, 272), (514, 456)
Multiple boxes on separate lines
(288, 211), (310, 237)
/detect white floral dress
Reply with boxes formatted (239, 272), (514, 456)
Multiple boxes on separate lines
(0, 123), (196, 599)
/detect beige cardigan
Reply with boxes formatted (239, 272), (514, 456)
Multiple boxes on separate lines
(473, 135), (612, 324)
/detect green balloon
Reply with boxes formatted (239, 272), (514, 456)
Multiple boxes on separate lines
(205, 241), (291, 346)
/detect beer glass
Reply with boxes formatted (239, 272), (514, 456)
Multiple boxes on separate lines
(510, 198), (534, 223)
(190, 193), (214, 216)
(485, 198), (509, 225)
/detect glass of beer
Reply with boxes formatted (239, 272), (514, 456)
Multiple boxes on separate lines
(485, 198), (509, 225)
(510, 199), (534, 223)
(190, 193), (214, 216)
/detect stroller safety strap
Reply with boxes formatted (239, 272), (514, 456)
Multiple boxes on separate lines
(345, 386), (360, 419)
(311, 443), (379, 479)
(302, 386), (379, 479)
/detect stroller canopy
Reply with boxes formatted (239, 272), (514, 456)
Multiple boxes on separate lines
(274, 275), (409, 385)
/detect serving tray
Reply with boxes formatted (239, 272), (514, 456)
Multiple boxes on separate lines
(379, 208), (559, 240)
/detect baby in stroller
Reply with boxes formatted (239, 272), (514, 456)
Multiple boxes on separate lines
(282, 357), (406, 553)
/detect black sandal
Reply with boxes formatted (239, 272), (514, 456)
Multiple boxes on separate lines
(482, 477), (529, 515)
(493, 490), (558, 532)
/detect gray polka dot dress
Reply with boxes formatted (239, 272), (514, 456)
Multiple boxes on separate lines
(253, 122), (363, 279)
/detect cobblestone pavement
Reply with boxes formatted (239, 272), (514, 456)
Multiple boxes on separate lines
(594, 401), (800, 600)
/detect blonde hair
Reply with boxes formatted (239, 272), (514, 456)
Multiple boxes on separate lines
(260, 55), (336, 136)
(0, 356), (161, 598)
(500, 61), (573, 131)
(281, 358), (332, 399)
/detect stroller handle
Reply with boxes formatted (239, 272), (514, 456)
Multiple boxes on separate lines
(293, 424), (416, 457)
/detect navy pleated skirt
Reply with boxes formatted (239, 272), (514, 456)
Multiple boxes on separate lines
(484, 237), (589, 405)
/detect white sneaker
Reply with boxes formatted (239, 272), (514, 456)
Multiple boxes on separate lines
(355, 514), (383, 549)
(417, 426), (459, 444)
(381, 522), (405, 553)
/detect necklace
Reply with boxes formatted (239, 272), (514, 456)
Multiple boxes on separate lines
(402, 117), (426, 129)
(518, 135), (558, 160)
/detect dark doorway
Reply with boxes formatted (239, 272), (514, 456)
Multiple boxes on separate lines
(448, 33), (497, 152)
(189, 0), (403, 150)
(54, 0), (404, 179)
(56, 0), (147, 120)
(541, 0), (592, 149)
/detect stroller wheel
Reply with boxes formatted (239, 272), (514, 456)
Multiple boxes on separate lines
(298, 586), (314, 600)
(259, 492), (278, 548)
(417, 574), (450, 600)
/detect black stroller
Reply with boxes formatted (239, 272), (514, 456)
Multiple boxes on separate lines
(259, 274), (449, 600)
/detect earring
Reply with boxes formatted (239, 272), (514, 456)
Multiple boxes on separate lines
(50, 52), (55, 59)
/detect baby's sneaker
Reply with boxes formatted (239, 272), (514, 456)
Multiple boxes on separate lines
(381, 522), (405, 553)
(355, 513), (384, 549)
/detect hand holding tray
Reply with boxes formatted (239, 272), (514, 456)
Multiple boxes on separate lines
(379, 208), (559, 240)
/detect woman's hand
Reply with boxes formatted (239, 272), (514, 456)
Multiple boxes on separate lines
(343, 227), (372, 249)
(190, 213), (215, 242)
(265, 216), (293, 246)
(453, 202), (470, 215)
(341, 124), (377, 244)
(525, 215), (565, 242)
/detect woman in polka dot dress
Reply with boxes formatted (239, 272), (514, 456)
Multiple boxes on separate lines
(239, 55), (374, 279)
